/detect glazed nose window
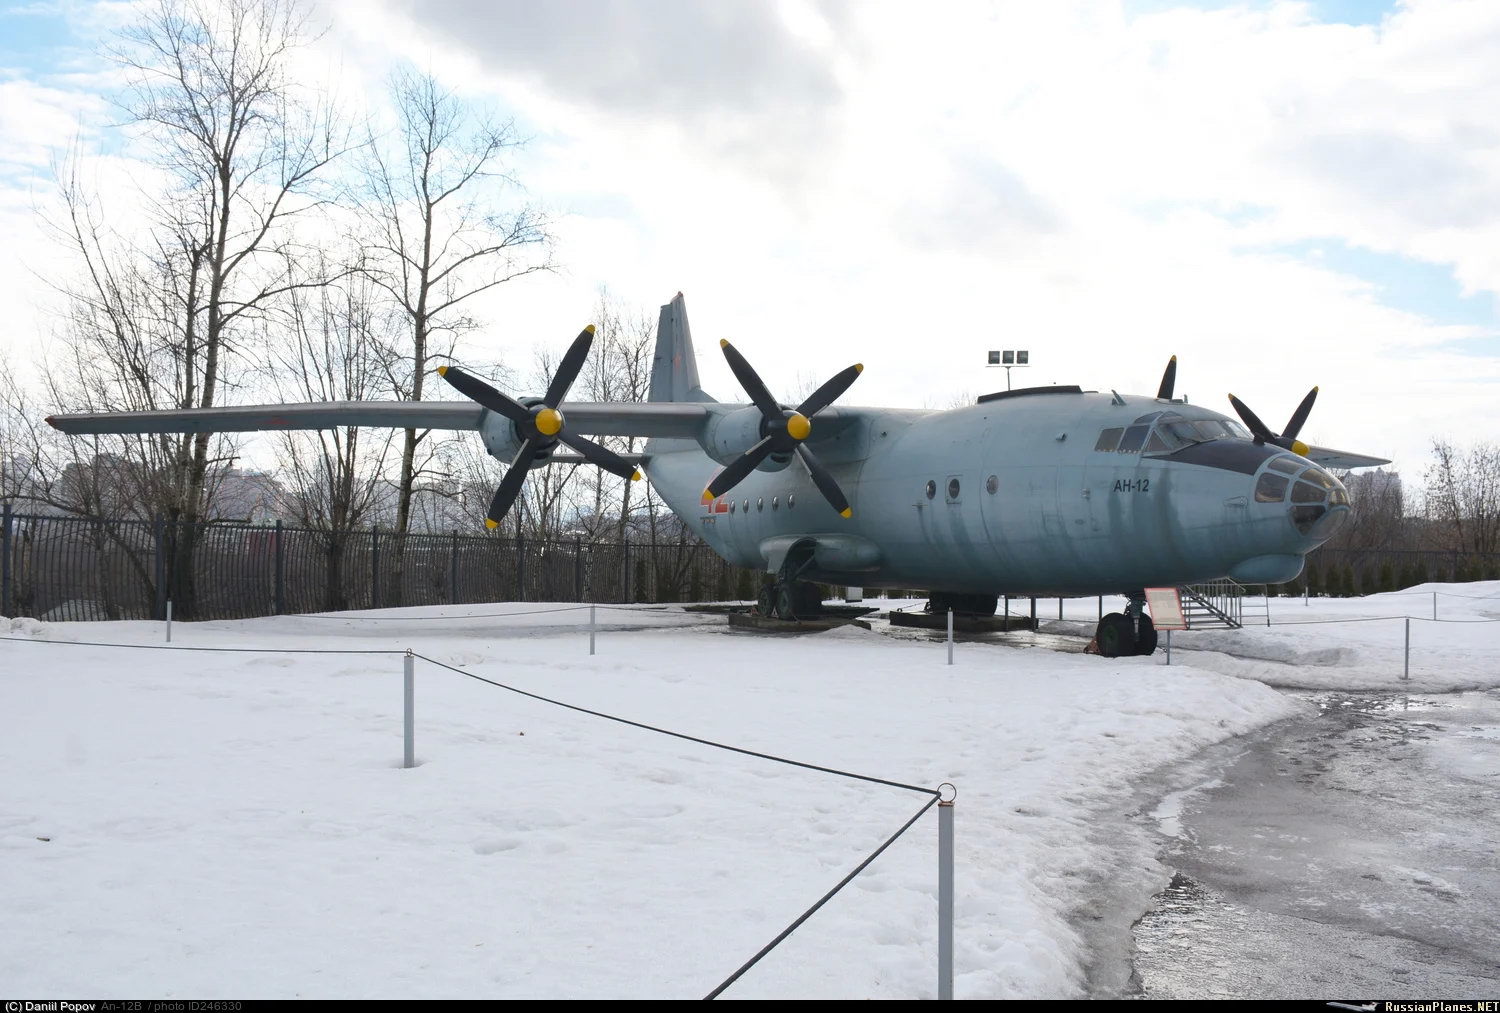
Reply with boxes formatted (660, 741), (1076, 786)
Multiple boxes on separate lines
(1255, 472), (1289, 502)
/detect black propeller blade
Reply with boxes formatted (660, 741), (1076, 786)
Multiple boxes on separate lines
(1227, 386), (1319, 457)
(1157, 355), (1177, 400)
(703, 340), (862, 517)
(439, 324), (642, 530)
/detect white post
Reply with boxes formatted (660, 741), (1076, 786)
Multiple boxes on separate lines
(1403, 617), (1410, 681)
(1433, 591), (1438, 621)
(1265, 592), (1271, 626)
(946, 609), (954, 666)
(403, 650), (415, 769)
(1304, 585), (1309, 607)
(938, 786), (955, 1000)
(589, 604), (596, 656)
(165, 599), (173, 643)
(1165, 628), (1172, 665)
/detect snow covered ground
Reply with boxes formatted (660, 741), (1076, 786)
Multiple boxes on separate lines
(3, 585), (1497, 999)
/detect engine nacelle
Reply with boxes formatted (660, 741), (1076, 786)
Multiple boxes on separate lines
(479, 404), (555, 465)
(702, 405), (793, 472)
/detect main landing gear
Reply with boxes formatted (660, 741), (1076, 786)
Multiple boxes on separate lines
(1092, 594), (1158, 658)
(754, 538), (826, 621)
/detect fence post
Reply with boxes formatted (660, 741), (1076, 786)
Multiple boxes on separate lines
(1403, 617), (1410, 681)
(1058, 597), (1063, 620)
(153, 514), (167, 621)
(165, 599), (173, 643)
(575, 537), (583, 602)
(371, 526), (381, 610)
(589, 603), (597, 656)
(622, 538), (631, 603)
(946, 608), (954, 665)
(1165, 628), (1171, 665)
(1030, 596), (1037, 627)
(403, 650), (415, 768)
(938, 785), (955, 1000)
(516, 533), (526, 602)
(1, 501), (10, 617)
(1432, 591), (1437, 621)
(450, 531), (459, 605)
(273, 519), (285, 615)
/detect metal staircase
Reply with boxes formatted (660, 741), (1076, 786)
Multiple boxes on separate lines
(1179, 579), (1269, 630)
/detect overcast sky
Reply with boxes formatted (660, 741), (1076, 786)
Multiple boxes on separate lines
(2, 0), (1497, 480)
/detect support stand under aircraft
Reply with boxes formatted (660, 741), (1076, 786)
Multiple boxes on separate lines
(46, 293), (1388, 658)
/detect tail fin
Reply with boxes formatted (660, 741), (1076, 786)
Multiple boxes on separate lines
(648, 293), (714, 403)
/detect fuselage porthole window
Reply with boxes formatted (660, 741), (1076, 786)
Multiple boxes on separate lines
(947, 478), (961, 500)
(742, 499), (750, 514)
(757, 497), (764, 512)
(787, 493), (795, 509)
(772, 495), (779, 511)
(925, 480), (937, 500)
(730, 500), (736, 514)
(986, 474), (998, 494)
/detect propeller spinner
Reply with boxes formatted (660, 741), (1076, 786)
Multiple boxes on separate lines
(703, 340), (863, 517)
(439, 325), (641, 529)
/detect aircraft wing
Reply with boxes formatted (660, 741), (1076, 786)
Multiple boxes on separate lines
(1303, 445), (1391, 470)
(46, 400), (713, 439)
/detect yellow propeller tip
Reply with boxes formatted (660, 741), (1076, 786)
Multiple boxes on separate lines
(436, 365), (448, 376)
(719, 338), (730, 348)
(1169, 354), (1177, 362)
(839, 508), (853, 519)
(701, 489), (714, 503)
(585, 324), (596, 334)
(631, 470), (642, 482)
(484, 518), (498, 530)
(1312, 385), (1320, 393)
(855, 363), (864, 373)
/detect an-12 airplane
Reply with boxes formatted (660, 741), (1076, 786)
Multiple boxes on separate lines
(47, 293), (1388, 657)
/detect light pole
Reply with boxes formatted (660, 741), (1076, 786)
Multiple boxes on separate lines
(986, 349), (1029, 391)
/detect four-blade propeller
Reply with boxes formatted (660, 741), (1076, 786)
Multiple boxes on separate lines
(439, 325), (640, 529)
(1227, 387), (1318, 457)
(703, 340), (863, 517)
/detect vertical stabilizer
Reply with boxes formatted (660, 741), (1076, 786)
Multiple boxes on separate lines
(649, 293), (714, 403)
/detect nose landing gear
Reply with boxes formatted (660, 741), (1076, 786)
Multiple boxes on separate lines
(1091, 594), (1158, 657)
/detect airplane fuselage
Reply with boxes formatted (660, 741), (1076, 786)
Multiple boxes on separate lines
(645, 389), (1350, 596)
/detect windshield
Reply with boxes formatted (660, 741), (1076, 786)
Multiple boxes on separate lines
(1142, 412), (1249, 455)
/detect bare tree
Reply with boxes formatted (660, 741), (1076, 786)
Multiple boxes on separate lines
(44, 0), (350, 615)
(1424, 439), (1500, 557)
(268, 257), (396, 609)
(359, 68), (553, 549)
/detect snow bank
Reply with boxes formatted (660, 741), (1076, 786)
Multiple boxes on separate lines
(0, 600), (1373, 999)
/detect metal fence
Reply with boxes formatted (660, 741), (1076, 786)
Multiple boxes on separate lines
(1298, 546), (1500, 596)
(0, 504), (766, 621)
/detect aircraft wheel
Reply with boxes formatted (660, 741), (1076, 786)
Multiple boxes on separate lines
(1096, 612), (1138, 658)
(1135, 614), (1159, 656)
(775, 584), (798, 620)
(756, 585), (776, 617)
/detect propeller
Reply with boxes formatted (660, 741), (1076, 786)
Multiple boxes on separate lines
(703, 340), (863, 517)
(1157, 355), (1177, 400)
(438, 325), (641, 529)
(1226, 387), (1319, 457)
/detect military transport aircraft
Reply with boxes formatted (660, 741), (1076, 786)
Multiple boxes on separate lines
(47, 293), (1388, 657)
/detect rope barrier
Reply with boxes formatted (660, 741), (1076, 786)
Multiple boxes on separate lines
(411, 653), (938, 797)
(273, 603), (711, 621)
(704, 795), (940, 999)
(0, 636), (407, 654)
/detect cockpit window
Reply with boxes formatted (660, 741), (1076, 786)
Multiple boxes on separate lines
(1291, 480), (1326, 504)
(1118, 424), (1149, 454)
(1094, 428), (1122, 452)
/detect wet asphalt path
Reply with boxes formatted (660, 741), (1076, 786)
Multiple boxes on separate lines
(1126, 690), (1500, 999)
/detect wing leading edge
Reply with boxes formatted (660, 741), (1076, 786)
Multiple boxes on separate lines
(46, 400), (712, 439)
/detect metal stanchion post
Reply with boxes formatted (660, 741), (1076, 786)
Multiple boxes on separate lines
(403, 651), (415, 769)
(1058, 597), (1063, 620)
(589, 604), (596, 656)
(1433, 592), (1437, 621)
(946, 609), (953, 666)
(1403, 618), (1410, 681)
(165, 600), (173, 643)
(1098, 595), (1102, 621)
(1165, 628), (1171, 665)
(938, 784), (955, 1000)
